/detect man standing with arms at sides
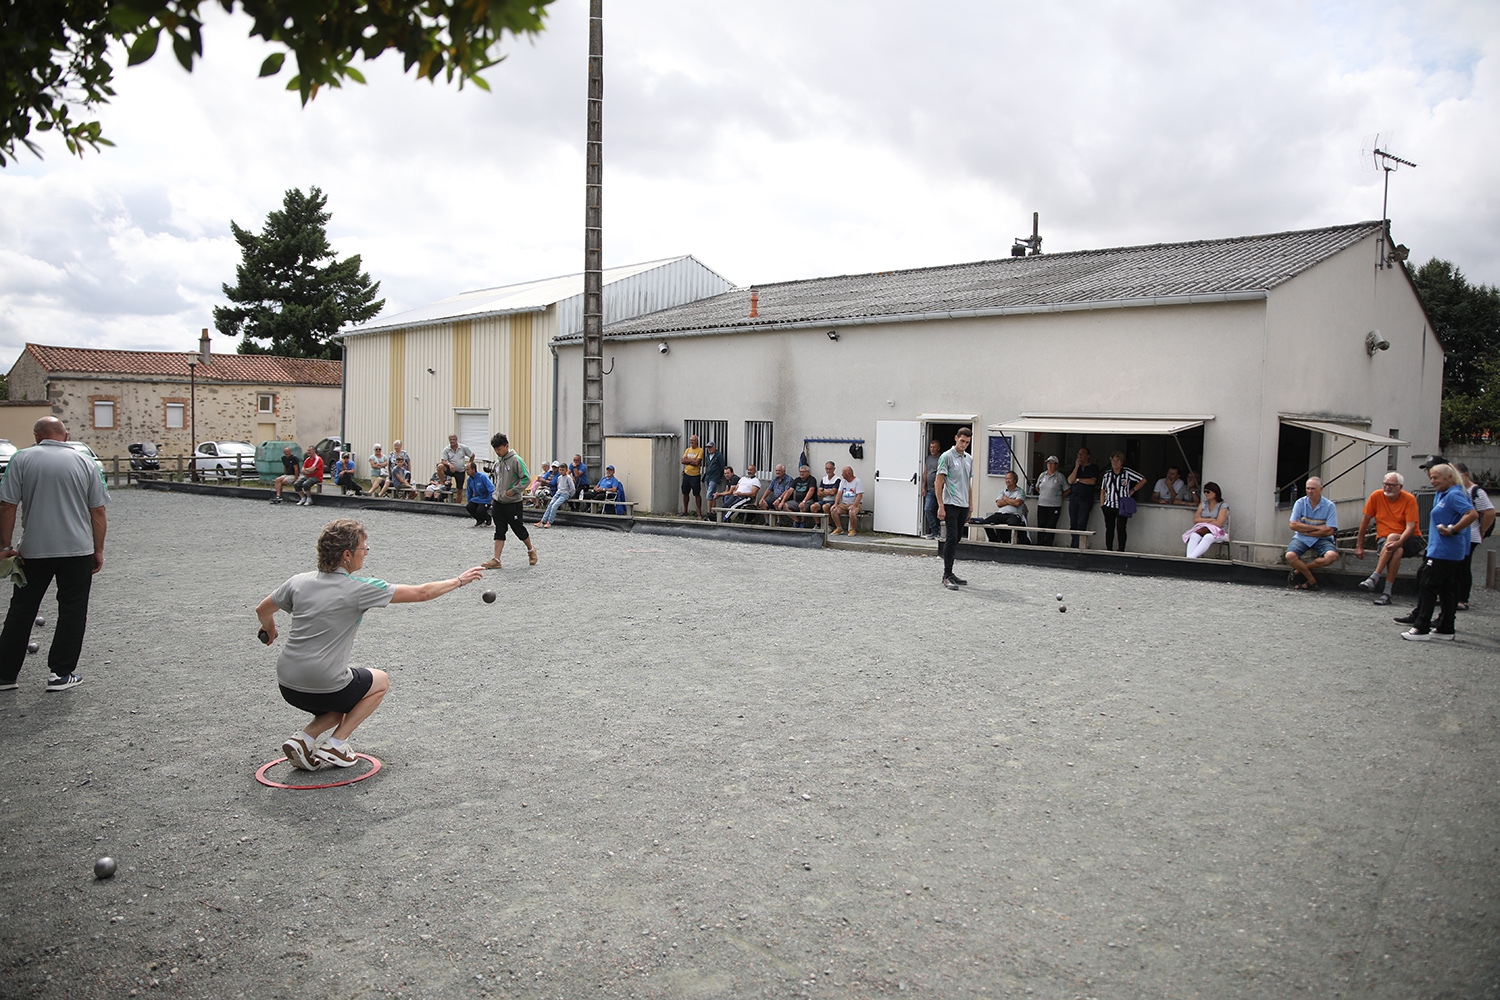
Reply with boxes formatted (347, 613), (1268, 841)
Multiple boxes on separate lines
(921, 439), (942, 539)
(482, 433), (538, 570)
(680, 434), (705, 518)
(441, 434), (474, 504)
(934, 427), (973, 591)
(1032, 455), (1068, 546)
(700, 441), (726, 520)
(0, 417), (108, 693)
(1066, 446), (1099, 549)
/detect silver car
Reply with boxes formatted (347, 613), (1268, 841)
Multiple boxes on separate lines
(193, 441), (256, 480)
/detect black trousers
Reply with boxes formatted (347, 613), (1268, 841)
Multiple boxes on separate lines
(1036, 505), (1062, 546)
(0, 555), (94, 684)
(976, 512), (1029, 544)
(1414, 557), (1461, 634)
(1458, 541), (1478, 604)
(1102, 506), (1128, 551)
(1068, 497), (1093, 548)
(466, 500), (492, 525)
(491, 500), (530, 542)
(336, 472), (363, 495)
(941, 505), (969, 578)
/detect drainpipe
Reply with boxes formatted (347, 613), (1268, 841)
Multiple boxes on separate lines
(339, 339), (347, 447)
(551, 343), (560, 462)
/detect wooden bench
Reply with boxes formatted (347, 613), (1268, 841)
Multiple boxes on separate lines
(966, 522), (1096, 548)
(567, 498), (639, 517)
(711, 505), (831, 529)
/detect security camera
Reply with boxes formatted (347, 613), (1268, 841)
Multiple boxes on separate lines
(658, 342), (669, 355)
(1365, 330), (1390, 356)
(827, 330), (840, 341)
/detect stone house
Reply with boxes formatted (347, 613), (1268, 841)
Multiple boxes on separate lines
(6, 334), (342, 459)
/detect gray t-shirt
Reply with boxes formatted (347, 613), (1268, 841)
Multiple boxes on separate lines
(1034, 470), (1068, 507)
(271, 569), (394, 693)
(936, 447), (973, 507)
(923, 453), (940, 493)
(0, 439), (109, 558)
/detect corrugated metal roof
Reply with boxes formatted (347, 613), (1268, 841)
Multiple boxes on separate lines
(21, 344), (342, 385)
(342, 255), (733, 338)
(585, 222), (1382, 340)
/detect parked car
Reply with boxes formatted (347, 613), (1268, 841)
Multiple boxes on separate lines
(128, 442), (160, 471)
(312, 437), (347, 472)
(64, 441), (108, 480)
(193, 441), (256, 479)
(0, 439), (15, 477)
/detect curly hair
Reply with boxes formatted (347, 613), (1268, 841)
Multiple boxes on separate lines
(317, 519), (366, 572)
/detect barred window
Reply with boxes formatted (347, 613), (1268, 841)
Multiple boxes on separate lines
(685, 419), (729, 463)
(744, 420), (773, 475)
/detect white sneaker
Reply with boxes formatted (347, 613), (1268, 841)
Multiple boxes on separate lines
(317, 741), (359, 768)
(281, 733), (324, 770)
(1399, 628), (1430, 642)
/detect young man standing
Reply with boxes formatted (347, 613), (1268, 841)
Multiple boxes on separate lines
(483, 433), (538, 568)
(934, 427), (973, 590)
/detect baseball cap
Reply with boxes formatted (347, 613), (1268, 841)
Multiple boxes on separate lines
(605, 464), (614, 470)
(706, 441), (717, 447)
(552, 460), (564, 468)
(1419, 455), (1449, 469)
(1045, 455), (1059, 463)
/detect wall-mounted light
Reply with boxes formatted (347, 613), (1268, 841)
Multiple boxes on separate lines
(426, 367), (436, 374)
(657, 342), (669, 355)
(1365, 330), (1390, 356)
(827, 330), (839, 341)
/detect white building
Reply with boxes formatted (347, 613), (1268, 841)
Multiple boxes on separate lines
(339, 256), (731, 480)
(553, 222), (1441, 556)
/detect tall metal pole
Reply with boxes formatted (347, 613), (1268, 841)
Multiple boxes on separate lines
(581, 0), (605, 474)
(188, 359), (198, 481)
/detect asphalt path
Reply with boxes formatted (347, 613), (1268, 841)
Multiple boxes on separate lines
(1, 489), (1496, 999)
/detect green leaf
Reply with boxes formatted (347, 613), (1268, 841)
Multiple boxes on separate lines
(259, 52), (285, 77)
(126, 28), (162, 67)
(171, 32), (196, 71)
(343, 66), (366, 85)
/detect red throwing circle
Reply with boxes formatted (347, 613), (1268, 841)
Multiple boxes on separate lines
(255, 753), (383, 789)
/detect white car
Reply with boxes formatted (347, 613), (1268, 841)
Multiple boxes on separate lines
(64, 441), (108, 481)
(193, 441), (256, 479)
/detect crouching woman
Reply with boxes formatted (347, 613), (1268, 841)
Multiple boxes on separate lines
(256, 518), (483, 770)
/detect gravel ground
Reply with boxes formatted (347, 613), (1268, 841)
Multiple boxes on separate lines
(1, 489), (1497, 1000)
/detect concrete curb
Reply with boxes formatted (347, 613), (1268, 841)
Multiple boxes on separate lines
(632, 518), (826, 549)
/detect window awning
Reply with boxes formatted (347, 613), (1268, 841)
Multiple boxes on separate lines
(917, 412), (979, 423)
(990, 414), (1212, 436)
(1279, 418), (1408, 448)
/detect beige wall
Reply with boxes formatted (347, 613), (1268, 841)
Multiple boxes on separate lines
(0, 403), (54, 444)
(342, 308), (556, 478)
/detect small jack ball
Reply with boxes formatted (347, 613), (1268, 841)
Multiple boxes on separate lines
(1058, 605), (1067, 613)
(482, 590), (497, 604)
(26, 642), (38, 653)
(94, 857), (117, 879)
(35, 616), (44, 627)
(1055, 594), (1063, 601)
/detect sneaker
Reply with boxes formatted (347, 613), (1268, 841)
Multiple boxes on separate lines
(303, 495), (313, 506)
(480, 558), (502, 570)
(950, 575), (968, 586)
(270, 495), (282, 504)
(1432, 631), (1457, 641)
(1357, 577), (1378, 592)
(281, 733), (323, 771)
(316, 741), (359, 768)
(943, 577), (960, 591)
(0, 682), (18, 691)
(528, 547), (538, 566)
(1456, 602), (1469, 612)
(45, 673), (83, 692)
(1393, 613), (1418, 625)
(1399, 628), (1430, 642)
(1372, 594), (1392, 606)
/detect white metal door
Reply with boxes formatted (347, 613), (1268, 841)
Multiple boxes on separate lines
(874, 420), (923, 535)
(455, 411), (490, 457)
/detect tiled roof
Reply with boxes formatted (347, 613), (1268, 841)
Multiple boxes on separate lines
(593, 222), (1383, 338)
(21, 345), (342, 386)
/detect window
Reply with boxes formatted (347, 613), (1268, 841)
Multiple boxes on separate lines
(685, 419), (729, 463)
(166, 402), (185, 429)
(1387, 429), (1400, 471)
(258, 393), (276, 415)
(92, 400), (115, 428)
(744, 420), (773, 474)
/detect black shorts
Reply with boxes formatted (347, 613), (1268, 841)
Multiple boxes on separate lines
(682, 473), (701, 497)
(280, 667), (374, 715)
(1382, 535), (1425, 558)
(492, 500), (530, 541)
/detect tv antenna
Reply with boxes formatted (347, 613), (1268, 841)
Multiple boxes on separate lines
(1011, 212), (1042, 257)
(1371, 138), (1416, 270)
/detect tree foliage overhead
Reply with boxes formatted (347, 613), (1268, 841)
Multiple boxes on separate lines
(215, 186), (384, 360)
(1411, 258), (1500, 445)
(2, 0), (555, 165)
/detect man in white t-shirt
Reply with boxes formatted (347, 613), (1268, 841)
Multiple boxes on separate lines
(1456, 462), (1495, 610)
(830, 466), (865, 536)
(721, 464), (763, 522)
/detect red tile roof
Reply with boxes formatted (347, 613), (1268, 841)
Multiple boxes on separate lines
(22, 344), (341, 386)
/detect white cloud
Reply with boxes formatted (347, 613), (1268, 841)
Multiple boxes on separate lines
(1, 0), (1495, 368)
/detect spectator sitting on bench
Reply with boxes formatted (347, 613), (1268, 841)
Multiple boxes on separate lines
(975, 471), (1030, 543)
(270, 446), (300, 504)
(293, 449), (324, 506)
(538, 461), (575, 528)
(721, 465), (762, 521)
(526, 463), (559, 507)
(814, 461), (840, 521)
(829, 466), (865, 536)
(1152, 466), (1193, 505)
(422, 462), (453, 501)
(583, 463), (625, 514)
(464, 459), (494, 527)
(388, 441), (412, 495)
(1285, 475), (1339, 590)
(568, 454), (590, 510)
(711, 466), (739, 511)
(760, 464), (795, 524)
(368, 444), (390, 496)
(334, 452), (365, 496)
(781, 464), (818, 528)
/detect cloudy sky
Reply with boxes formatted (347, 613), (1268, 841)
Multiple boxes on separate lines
(1, 0), (1496, 366)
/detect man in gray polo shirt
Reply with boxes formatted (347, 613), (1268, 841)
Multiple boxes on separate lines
(0, 417), (109, 693)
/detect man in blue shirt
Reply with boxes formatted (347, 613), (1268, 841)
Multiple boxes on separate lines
(593, 464), (626, 515)
(1401, 463), (1475, 641)
(464, 460), (494, 526)
(1285, 476), (1339, 590)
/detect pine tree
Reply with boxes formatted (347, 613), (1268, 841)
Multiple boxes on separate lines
(214, 186), (384, 359)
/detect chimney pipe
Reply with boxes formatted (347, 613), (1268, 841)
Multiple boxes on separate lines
(1029, 212), (1042, 256)
(199, 328), (211, 367)
(749, 289), (759, 318)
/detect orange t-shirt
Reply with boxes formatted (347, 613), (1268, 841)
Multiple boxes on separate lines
(1363, 488), (1420, 539)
